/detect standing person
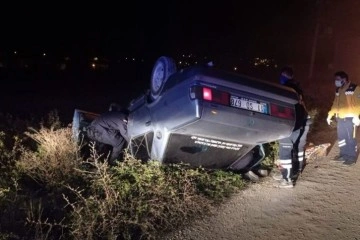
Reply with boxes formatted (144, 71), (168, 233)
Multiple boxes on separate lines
(86, 103), (129, 166)
(327, 71), (360, 165)
(275, 66), (310, 188)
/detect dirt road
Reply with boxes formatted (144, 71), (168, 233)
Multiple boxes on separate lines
(168, 140), (360, 240)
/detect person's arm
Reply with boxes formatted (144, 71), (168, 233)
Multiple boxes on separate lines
(295, 83), (308, 115)
(298, 93), (308, 114)
(353, 86), (360, 113)
(327, 95), (338, 125)
(351, 86), (360, 126)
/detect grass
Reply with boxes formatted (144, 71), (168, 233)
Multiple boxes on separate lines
(0, 103), (327, 239)
(0, 111), (249, 240)
(0, 104), (333, 240)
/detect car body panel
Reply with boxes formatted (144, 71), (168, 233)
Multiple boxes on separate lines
(126, 66), (298, 171)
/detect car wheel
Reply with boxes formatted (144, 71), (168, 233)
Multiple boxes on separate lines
(150, 56), (176, 101)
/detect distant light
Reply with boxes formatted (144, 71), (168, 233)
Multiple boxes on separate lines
(91, 63), (96, 68)
(125, 57), (128, 60)
(94, 57), (98, 61)
(182, 54), (185, 57)
(195, 61), (197, 64)
(274, 64), (278, 68)
(132, 58), (135, 61)
(65, 57), (70, 61)
(43, 53), (46, 57)
(14, 51), (17, 55)
(234, 67), (237, 71)
(179, 61), (182, 64)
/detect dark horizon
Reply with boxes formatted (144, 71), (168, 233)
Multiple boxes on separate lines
(0, 1), (358, 63)
(0, 1), (316, 59)
(1, 0), (360, 122)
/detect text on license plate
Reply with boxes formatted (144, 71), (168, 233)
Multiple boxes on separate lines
(230, 96), (268, 114)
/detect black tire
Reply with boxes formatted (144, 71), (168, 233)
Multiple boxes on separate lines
(150, 56), (177, 101)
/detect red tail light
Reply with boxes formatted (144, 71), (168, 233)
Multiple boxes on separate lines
(203, 87), (213, 101)
(190, 86), (229, 105)
(270, 103), (295, 120)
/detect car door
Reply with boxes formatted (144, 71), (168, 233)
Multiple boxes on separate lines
(127, 94), (154, 161)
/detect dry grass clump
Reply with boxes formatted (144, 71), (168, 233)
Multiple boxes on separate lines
(0, 112), (246, 239)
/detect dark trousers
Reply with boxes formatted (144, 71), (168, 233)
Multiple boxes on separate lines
(279, 123), (309, 181)
(337, 117), (357, 159)
(87, 126), (126, 164)
(298, 124), (310, 171)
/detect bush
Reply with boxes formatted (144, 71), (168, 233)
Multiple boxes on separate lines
(64, 149), (245, 239)
(260, 141), (279, 169)
(16, 127), (83, 187)
(0, 116), (248, 239)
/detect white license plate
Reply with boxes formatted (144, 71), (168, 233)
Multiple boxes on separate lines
(230, 96), (268, 114)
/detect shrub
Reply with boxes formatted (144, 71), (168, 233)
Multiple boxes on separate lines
(260, 141), (279, 169)
(64, 148), (245, 239)
(0, 112), (257, 239)
(16, 127), (82, 187)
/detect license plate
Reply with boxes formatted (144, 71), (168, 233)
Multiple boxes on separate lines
(230, 95), (268, 114)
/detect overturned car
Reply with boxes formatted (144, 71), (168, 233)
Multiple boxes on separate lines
(73, 56), (299, 172)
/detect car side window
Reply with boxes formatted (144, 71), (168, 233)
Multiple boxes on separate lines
(130, 131), (154, 161)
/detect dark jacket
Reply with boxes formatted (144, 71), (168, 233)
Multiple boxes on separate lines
(87, 111), (129, 143)
(284, 80), (308, 131)
(86, 110), (129, 163)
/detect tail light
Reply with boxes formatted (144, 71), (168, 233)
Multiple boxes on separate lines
(190, 86), (230, 105)
(191, 85), (295, 120)
(270, 103), (295, 120)
(202, 87), (212, 101)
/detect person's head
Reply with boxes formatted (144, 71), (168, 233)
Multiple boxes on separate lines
(279, 66), (294, 84)
(334, 71), (349, 88)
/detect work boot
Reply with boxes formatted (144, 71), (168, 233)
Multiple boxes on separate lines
(330, 155), (346, 163)
(343, 159), (356, 166)
(278, 178), (294, 189)
(292, 171), (301, 180)
(272, 172), (282, 181)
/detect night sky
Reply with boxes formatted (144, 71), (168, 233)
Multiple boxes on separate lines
(0, 0), (359, 120)
(0, 1), (318, 59)
(1, 1), (358, 59)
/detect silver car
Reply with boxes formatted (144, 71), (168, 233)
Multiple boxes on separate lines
(125, 57), (298, 171)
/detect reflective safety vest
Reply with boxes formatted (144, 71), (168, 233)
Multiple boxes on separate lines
(328, 82), (360, 119)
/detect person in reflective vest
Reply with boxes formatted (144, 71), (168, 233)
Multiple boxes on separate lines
(327, 71), (360, 165)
